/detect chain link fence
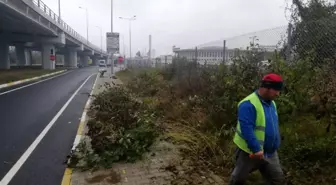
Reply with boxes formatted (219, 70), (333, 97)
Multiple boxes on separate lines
(126, 15), (336, 71)
(173, 25), (289, 66)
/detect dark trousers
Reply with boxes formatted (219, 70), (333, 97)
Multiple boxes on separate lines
(229, 149), (286, 185)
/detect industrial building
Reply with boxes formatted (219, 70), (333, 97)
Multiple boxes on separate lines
(173, 45), (278, 65)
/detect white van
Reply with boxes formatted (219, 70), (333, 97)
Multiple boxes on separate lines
(98, 60), (107, 73)
(99, 60), (106, 65)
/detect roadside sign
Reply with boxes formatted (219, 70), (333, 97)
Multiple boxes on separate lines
(106, 32), (119, 54)
(50, 55), (55, 61)
(118, 56), (124, 63)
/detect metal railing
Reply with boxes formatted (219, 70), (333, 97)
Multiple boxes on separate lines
(30, 0), (105, 54)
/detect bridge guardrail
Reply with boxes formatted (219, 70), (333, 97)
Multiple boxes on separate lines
(29, 0), (105, 54)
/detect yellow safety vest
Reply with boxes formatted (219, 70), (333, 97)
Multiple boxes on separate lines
(233, 92), (276, 154)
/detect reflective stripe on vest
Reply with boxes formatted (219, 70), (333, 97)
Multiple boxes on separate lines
(233, 92), (276, 154)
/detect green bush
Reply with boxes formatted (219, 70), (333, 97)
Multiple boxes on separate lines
(121, 51), (336, 184)
(70, 86), (159, 169)
(87, 87), (142, 154)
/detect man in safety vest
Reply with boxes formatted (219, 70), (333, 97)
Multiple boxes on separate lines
(229, 73), (286, 185)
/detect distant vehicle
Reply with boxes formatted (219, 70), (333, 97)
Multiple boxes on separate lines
(99, 60), (106, 65)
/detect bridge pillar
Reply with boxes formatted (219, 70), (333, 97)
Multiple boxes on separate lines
(15, 44), (27, 66)
(92, 56), (99, 66)
(78, 55), (83, 67)
(0, 42), (10, 69)
(42, 44), (55, 70)
(65, 48), (77, 68)
(80, 55), (90, 67)
(25, 49), (32, 66)
(84, 56), (90, 67)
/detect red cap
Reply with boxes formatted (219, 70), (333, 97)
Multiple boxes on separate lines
(262, 73), (283, 82)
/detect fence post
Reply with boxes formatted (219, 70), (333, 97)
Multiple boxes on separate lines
(223, 40), (226, 65)
(165, 55), (167, 68)
(286, 23), (293, 62)
(195, 47), (198, 63)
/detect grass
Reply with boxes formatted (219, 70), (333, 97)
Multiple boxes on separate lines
(115, 68), (159, 85)
(115, 67), (336, 184)
(0, 69), (64, 84)
(115, 69), (133, 84)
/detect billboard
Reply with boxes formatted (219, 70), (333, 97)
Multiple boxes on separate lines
(106, 32), (119, 54)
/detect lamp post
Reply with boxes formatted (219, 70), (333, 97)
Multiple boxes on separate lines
(58, 0), (61, 22)
(111, 0), (113, 32)
(95, 26), (103, 53)
(79, 6), (89, 43)
(119, 16), (136, 59)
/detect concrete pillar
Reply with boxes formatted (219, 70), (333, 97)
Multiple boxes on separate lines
(78, 55), (84, 67)
(83, 55), (89, 67)
(65, 48), (77, 68)
(92, 56), (99, 66)
(25, 49), (32, 65)
(15, 44), (26, 66)
(42, 44), (55, 69)
(0, 42), (10, 69)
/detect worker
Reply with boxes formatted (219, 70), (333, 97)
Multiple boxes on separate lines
(229, 73), (286, 185)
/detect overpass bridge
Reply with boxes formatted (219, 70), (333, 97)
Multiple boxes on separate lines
(0, 0), (108, 69)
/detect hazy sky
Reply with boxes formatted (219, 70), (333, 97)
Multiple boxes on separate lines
(43, 0), (289, 56)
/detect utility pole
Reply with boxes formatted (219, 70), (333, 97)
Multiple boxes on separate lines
(223, 40), (226, 65)
(129, 20), (132, 59)
(95, 26), (103, 53)
(149, 35), (152, 64)
(110, 0), (114, 74)
(122, 35), (126, 56)
(58, 0), (61, 23)
(111, 0), (113, 32)
(79, 7), (89, 43)
(86, 10), (89, 43)
(119, 16), (136, 59)
(195, 47), (198, 62)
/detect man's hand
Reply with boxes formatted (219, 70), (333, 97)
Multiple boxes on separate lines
(250, 151), (264, 159)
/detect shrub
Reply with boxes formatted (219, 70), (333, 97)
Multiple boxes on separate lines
(70, 86), (159, 169)
(120, 52), (336, 184)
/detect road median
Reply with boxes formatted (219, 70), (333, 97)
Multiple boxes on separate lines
(0, 69), (67, 90)
(63, 69), (225, 185)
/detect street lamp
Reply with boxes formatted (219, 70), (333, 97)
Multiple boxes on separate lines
(58, 0), (61, 22)
(95, 26), (103, 53)
(79, 6), (89, 43)
(119, 15), (136, 59)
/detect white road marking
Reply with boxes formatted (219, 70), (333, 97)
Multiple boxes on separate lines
(0, 70), (72, 96)
(71, 135), (82, 150)
(0, 73), (97, 185)
(71, 72), (99, 150)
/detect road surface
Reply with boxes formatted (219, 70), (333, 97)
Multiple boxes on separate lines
(0, 67), (98, 185)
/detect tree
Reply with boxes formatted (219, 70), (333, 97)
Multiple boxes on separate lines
(290, 0), (336, 65)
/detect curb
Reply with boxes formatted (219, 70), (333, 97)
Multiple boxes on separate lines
(0, 70), (67, 90)
(61, 73), (99, 185)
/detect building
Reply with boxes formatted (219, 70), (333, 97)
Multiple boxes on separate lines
(173, 45), (280, 65)
(156, 55), (173, 64)
(173, 46), (236, 65)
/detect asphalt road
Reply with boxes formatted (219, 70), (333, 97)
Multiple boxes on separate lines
(0, 67), (98, 185)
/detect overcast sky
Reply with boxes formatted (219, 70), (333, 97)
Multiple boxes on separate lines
(43, 0), (289, 57)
